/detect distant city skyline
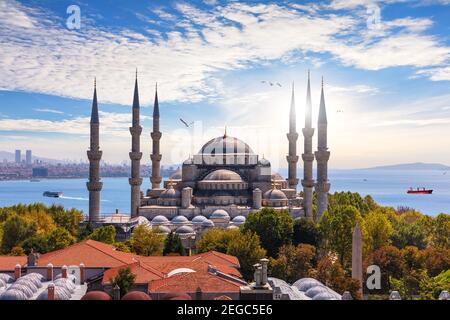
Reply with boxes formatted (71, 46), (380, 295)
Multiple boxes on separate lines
(1, 0), (450, 169)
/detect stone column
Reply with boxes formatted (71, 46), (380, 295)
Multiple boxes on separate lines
(286, 83), (299, 189)
(253, 188), (262, 209)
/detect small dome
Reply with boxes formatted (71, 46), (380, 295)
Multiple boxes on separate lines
(293, 278), (323, 292)
(160, 187), (181, 199)
(0, 274), (14, 284)
(154, 225), (171, 234)
(172, 215), (189, 225)
(210, 209), (230, 219)
(14, 279), (39, 292)
(81, 291), (112, 300)
(312, 291), (340, 300)
(305, 285), (330, 298)
(263, 189), (287, 200)
(203, 170), (242, 181)
(258, 158), (270, 166)
(160, 292), (192, 300)
(122, 291), (152, 300)
(37, 286), (72, 300)
(0, 279), (6, 288)
(54, 278), (76, 293)
(0, 289), (28, 300)
(170, 169), (182, 180)
(152, 215), (169, 225)
(202, 219), (215, 228)
(232, 215), (246, 224)
(8, 283), (34, 297)
(192, 215), (208, 224)
(175, 226), (195, 234)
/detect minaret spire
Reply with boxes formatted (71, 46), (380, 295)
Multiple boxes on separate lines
(315, 76), (330, 222)
(301, 70), (315, 220)
(151, 82), (162, 190)
(286, 81), (299, 190)
(87, 78), (103, 222)
(129, 71), (143, 217)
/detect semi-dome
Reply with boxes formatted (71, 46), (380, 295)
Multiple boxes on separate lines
(172, 215), (189, 225)
(232, 215), (246, 224)
(122, 291), (152, 300)
(192, 215), (208, 224)
(203, 169), (242, 181)
(154, 225), (171, 234)
(210, 209), (230, 219)
(198, 135), (255, 156)
(263, 189), (287, 200)
(152, 215), (169, 225)
(175, 225), (195, 234)
(201, 219), (215, 228)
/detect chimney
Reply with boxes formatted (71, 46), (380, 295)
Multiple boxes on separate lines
(113, 285), (120, 300)
(253, 263), (262, 288)
(46, 263), (53, 281)
(61, 265), (68, 279)
(48, 283), (55, 301)
(342, 291), (353, 300)
(14, 264), (21, 280)
(439, 290), (449, 300)
(260, 258), (269, 286)
(195, 287), (202, 300)
(27, 249), (37, 267)
(79, 263), (85, 284)
(389, 291), (402, 300)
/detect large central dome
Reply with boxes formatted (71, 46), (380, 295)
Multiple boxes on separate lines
(198, 135), (255, 156)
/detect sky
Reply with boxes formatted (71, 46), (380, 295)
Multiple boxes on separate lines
(0, 0), (450, 170)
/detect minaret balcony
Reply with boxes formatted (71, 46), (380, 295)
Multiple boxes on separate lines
(302, 153), (315, 161)
(302, 128), (314, 137)
(286, 155), (299, 162)
(87, 150), (102, 161)
(86, 181), (103, 191)
(129, 177), (143, 186)
(151, 154), (162, 161)
(129, 152), (143, 161)
(315, 181), (330, 193)
(151, 131), (162, 140)
(129, 126), (143, 135)
(286, 132), (299, 141)
(315, 150), (330, 161)
(301, 179), (315, 188)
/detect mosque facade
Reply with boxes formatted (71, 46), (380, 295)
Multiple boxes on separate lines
(86, 72), (330, 235)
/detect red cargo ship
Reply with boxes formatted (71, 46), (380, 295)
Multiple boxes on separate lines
(407, 188), (433, 194)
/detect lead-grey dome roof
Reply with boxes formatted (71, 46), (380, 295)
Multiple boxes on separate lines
(0, 289), (28, 300)
(210, 209), (230, 219)
(198, 135), (255, 156)
(152, 215), (169, 225)
(160, 187), (181, 199)
(263, 189), (287, 200)
(311, 291), (341, 300)
(202, 219), (215, 228)
(231, 215), (246, 224)
(172, 215), (189, 224)
(305, 285), (330, 298)
(293, 278), (323, 292)
(192, 215), (208, 224)
(203, 169), (242, 181)
(154, 225), (171, 234)
(175, 226), (195, 234)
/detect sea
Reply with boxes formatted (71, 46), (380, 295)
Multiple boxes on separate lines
(0, 169), (448, 216)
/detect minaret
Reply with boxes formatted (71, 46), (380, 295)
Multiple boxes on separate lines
(301, 71), (315, 220)
(286, 82), (299, 190)
(129, 70), (143, 217)
(314, 77), (330, 222)
(86, 78), (103, 222)
(150, 83), (162, 189)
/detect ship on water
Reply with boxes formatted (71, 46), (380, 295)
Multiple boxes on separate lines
(407, 187), (433, 195)
(43, 191), (64, 198)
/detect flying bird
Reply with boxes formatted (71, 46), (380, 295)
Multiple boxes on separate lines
(180, 118), (194, 128)
(276, 82), (282, 87)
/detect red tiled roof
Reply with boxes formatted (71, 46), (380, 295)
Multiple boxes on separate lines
(195, 251), (240, 267)
(37, 240), (136, 268)
(148, 271), (241, 294)
(0, 256), (27, 270)
(102, 261), (164, 285)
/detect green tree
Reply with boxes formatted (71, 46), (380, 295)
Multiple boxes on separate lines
(269, 244), (316, 283)
(163, 232), (186, 256)
(1, 214), (37, 253)
(419, 269), (450, 300)
(46, 227), (76, 251)
(363, 209), (393, 254)
(87, 225), (116, 244)
(391, 219), (428, 249)
(328, 192), (378, 216)
(47, 205), (83, 237)
(196, 228), (240, 253)
(10, 246), (25, 256)
(21, 235), (49, 254)
(109, 267), (136, 298)
(293, 218), (318, 247)
(227, 231), (266, 281)
(78, 222), (94, 241)
(131, 225), (165, 256)
(243, 208), (293, 257)
(422, 247), (450, 277)
(365, 245), (403, 292)
(319, 205), (362, 267)
(431, 213), (450, 249)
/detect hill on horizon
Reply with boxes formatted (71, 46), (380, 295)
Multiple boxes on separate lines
(366, 162), (450, 171)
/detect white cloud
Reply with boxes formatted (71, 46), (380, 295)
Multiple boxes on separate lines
(34, 108), (65, 114)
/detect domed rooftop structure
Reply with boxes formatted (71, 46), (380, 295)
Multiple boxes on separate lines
(258, 157), (270, 166)
(305, 285), (330, 298)
(160, 292), (192, 300)
(198, 135), (255, 156)
(264, 188), (287, 200)
(210, 209), (230, 220)
(0, 274), (14, 284)
(203, 169), (242, 181)
(175, 225), (195, 234)
(153, 225), (171, 234)
(81, 291), (112, 300)
(0, 289), (28, 300)
(37, 286), (72, 300)
(170, 169), (182, 180)
(171, 215), (189, 225)
(152, 215), (169, 225)
(192, 215), (208, 224)
(122, 291), (152, 300)
(232, 215), (246, 225)
(201, 219), (215, 228)
(160, 186), (181, 199)
(293, 278), (323, 292)
(312, 291), (341, 300)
